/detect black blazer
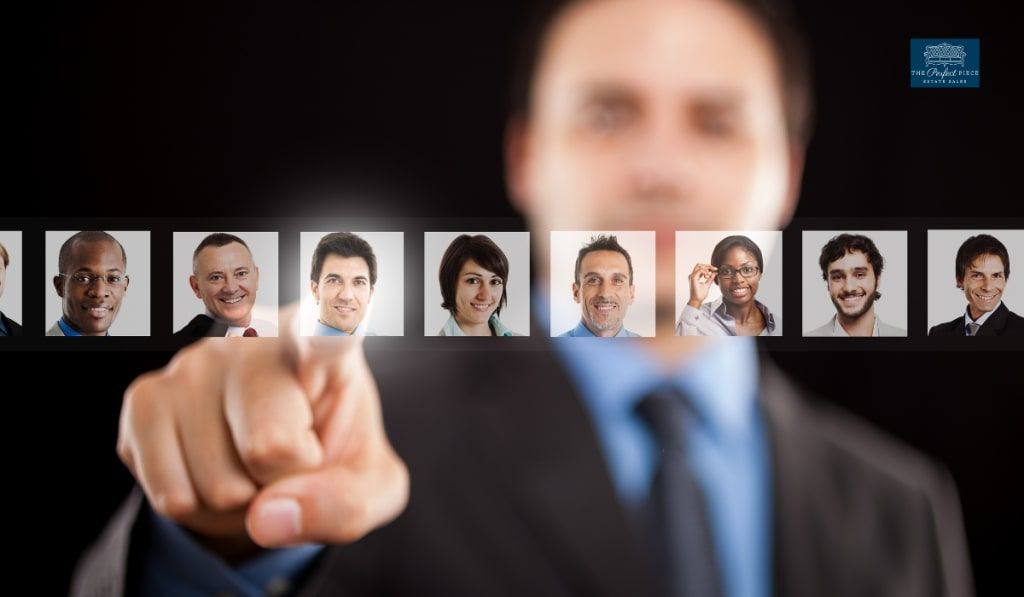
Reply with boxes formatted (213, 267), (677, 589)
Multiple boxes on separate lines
(173, 314), (229, 338)
(0, 311), (21, 336)
(72, 341), (974, 597)
(929, 302), (1024, 336)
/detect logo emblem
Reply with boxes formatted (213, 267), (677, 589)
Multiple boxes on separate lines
(923, 43), (966, 67)
(910, 39), (980, 88)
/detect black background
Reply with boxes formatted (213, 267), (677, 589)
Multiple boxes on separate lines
(8, 1), (1022, 594)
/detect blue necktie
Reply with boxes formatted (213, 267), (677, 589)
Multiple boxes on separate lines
(635, 389), (723, 597)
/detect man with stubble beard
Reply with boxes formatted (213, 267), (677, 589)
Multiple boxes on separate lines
(559, 235), (641, 337)
(806, 233), (906, 337)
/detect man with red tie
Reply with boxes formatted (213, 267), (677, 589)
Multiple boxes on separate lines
(175, 233), (277, 337)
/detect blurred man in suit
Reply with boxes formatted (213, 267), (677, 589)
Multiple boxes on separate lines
(929, 233), (1024, 337)
(75, 1), (973, 596)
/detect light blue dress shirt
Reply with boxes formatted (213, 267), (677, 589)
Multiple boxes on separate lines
(438, 313), (519, 336)
(314, 320), (371, 336)
(558, 319), (641, 337)
(551, 334), (771, 597)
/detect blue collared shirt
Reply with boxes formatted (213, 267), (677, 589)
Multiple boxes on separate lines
(558, 319), (641, 337)
(314, 319), (370, 336)
(552, 335), (771, 597)
(0, 313), (8, 336)
(57, 317), (110, 336)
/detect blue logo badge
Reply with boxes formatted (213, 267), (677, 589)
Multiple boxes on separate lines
(910, 39), (980, 88)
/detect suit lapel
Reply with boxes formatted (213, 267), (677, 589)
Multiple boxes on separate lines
(466, 343), (657, 597)
(977, 303), (1008, 336)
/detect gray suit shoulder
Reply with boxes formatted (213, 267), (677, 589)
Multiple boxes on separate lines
(1004, 306), (1024, 334)
(761, 365), (974, 596)
(71, 489), (144, 597)
(46, 321), (65, 336)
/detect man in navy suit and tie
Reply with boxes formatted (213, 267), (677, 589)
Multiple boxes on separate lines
(76, 1), (973, 596)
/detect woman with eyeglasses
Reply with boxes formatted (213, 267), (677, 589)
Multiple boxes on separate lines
(677, 235), (778, 336)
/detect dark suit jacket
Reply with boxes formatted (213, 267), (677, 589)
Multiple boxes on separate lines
(929, 302), (1024, 336)
(0, 311), (21, 336)
(72, 341), (974, 597)
(173, 314), (229, 338)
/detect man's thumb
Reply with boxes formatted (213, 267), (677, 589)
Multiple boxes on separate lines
(245, 455), (409, 547)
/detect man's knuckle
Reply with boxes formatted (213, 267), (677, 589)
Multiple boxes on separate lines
(152, 490), (197, 520)
(115, 440), (133, 467)
(243, 426), (301, 467)
(123, 378), (165, 428)
(205, 480), (253, 512)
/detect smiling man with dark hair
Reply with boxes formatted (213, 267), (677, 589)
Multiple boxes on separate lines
(309, 232), (378, 336)
(807, 233), (906, 337)
(930, 233), (1024, 336)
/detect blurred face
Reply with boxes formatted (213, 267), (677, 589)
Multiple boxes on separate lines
(53, 240), (128, 336)
(190, 242), (259, 327)
(573, 250), (635, 336)
(511, 0), (799, 303)
(312, 254), (374, 333)
(826, 250), (878, 320)
(0, 257), (6, 300)
(717, 246), (760, 308)
(959, 253), (1006, 319)
(454, 259), (504, 327)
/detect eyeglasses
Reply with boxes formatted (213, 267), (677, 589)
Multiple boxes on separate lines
(59, 272), (128, 287)
(717, 265), (760, 279)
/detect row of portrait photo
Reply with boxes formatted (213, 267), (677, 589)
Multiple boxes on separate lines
(0, 228), (1021, 338)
